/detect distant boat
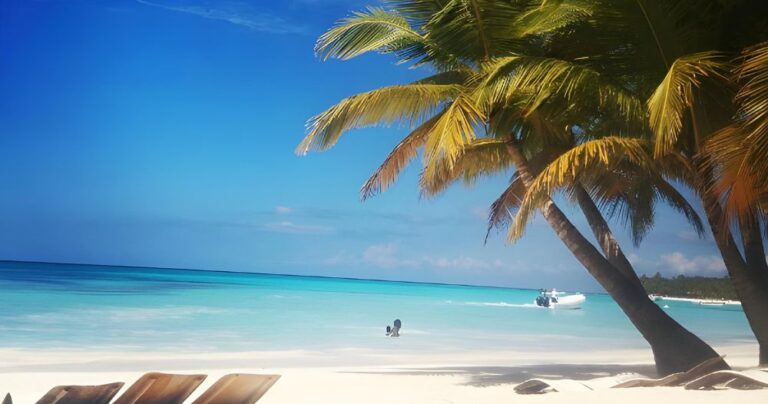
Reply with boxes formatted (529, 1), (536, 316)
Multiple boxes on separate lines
(535, 289), (586, 309)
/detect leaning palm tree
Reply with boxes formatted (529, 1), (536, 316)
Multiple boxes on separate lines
(508, 0), (768, 364)
(590, 0), (768, 365)
(297, 0), (723, 374)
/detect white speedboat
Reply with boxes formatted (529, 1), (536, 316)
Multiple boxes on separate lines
(535, 289), (586, 309)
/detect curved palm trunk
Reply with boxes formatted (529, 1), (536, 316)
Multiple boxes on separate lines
(506, 141), (725, 375)
(703, 193), (768, 365)
(573, 186), (644, 286)
(741, 222), (768, 364)
(741, 217), (768, 288)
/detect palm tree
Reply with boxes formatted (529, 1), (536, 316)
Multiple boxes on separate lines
(706, 43), (768, 225)
(297, 0), (723, 374)
(508, 0), (768, 364)
(651, 46), (768, 365)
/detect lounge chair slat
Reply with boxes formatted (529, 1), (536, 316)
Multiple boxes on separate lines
(613, 355), (727, 388)
(686, 369), (768, 390)
(192, 374), (280, 404)
(35, 382), (124, 404)
(113, 372), (206, 404)
(612, 372), (683, 388)
(514, 378), (593, 394)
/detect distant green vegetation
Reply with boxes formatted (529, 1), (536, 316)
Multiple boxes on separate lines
(640, 273), (738, 300)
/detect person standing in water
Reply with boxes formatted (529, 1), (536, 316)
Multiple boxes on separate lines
(388, 319), (401, 337)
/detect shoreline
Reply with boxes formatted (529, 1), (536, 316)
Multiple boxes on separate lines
(651, 295), (742, 305)
(0, 343), (762, 403)
(1, 342), (757, 372)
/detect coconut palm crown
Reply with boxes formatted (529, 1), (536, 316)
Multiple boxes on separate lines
(297, 0), (730, 374)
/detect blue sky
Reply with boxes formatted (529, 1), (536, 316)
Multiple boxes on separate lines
(0, 0), (730, 292)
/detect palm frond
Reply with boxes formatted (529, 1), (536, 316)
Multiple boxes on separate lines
(361, 112), (444, 200)
(652, 172), (706, 239)
(515, 0), (594, 37)
(586, 167), (705, 246)
(424, 0), (528, 62)
(485, 174), (526, 243)
(422, 95), (486, 178)
(297, 82), (462, 155)
(479, 56), (645, 126)
(508, 136), (653, 242)
(316, 7), (428, 64)
(420, 138), (509, 197)
(703, 43), (768, 220)
(648, 51), (728, 156)
(384, 0), (449, 26)
(735, 42), (768, 180)
(706, 125), (764, 221)
(623, 179), (656, 246)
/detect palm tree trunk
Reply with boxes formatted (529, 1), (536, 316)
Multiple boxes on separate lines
(741, 220), (768, 365)
(506, 141), (725, 375)
(740, 217), (768, 288)
(573, 185), (643, 286)
(703, 193), (768, 365)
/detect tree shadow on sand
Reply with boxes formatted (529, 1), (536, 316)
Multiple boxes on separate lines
(341, 363), (658, 387)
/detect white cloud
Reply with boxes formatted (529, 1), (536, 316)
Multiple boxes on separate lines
(135, 0), (304, 34)
(362, 243), (418, 269)
(659, 252), (726, 276)
(325, 243), (504, 272)
(422, 256), (503, 271)
(274, 206), (292, 215)
(627, 253), (642, 265)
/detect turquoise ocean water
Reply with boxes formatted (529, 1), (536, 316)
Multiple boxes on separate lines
(0, 261), (755, 353)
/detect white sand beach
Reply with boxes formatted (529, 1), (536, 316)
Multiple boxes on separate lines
(1, 343), (765, 403)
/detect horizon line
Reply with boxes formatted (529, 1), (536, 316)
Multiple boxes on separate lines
(0, 259), (569, 294)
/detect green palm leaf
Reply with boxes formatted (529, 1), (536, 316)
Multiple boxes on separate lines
(515, 0), (594, 37)
(508, 136), (654, 242)
(420, 138), (510, 197)
(648, 51), (728, 157)
(479, 55), (645, 125)
(735, 42), (768, 178)
(422, 94), (486, 178)
(425, 0), (527, 62)
(360, 112), (445, 200)
(297, 82), (463, 155)
(316, 7), (428, 64)
(485, 173), (526, 243)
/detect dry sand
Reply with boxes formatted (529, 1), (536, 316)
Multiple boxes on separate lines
(1, 343), (765, 403)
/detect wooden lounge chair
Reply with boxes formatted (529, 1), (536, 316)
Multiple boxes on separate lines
(113, 372), (206, 404)
(685, 368), (768, 390)
(36, 382), (124, 404)
(612, 355), (727, 388)
(192, 374), (280, 404)
(514, 378), (593, 394)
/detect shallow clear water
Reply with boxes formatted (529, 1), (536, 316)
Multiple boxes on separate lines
(0, 261), (755, 353)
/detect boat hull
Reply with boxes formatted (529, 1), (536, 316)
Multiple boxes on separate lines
(534, 293), (586, 309)
(552, 294), (586, 309)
